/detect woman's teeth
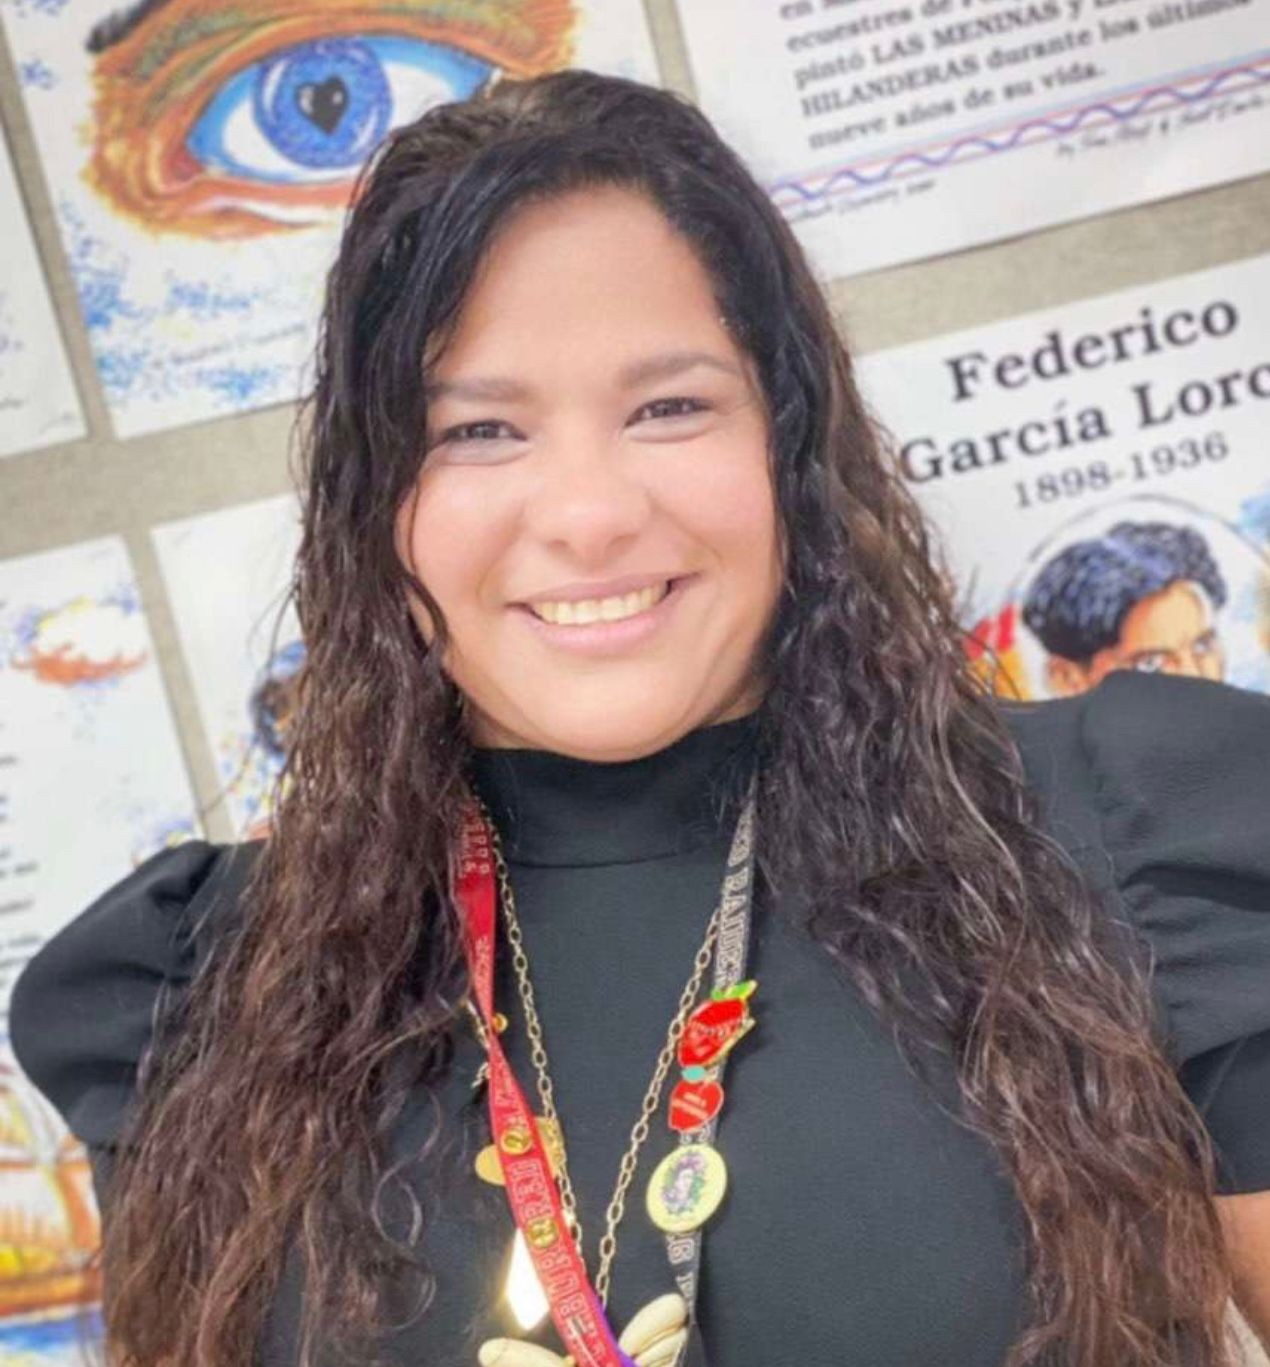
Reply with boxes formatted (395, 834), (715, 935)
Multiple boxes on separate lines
(530, 581), (670, 626)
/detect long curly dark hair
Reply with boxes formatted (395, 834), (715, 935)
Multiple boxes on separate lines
(100, 71), (1238, 1367)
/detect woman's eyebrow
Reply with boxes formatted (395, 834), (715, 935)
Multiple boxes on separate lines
(424, 350), (743, 402)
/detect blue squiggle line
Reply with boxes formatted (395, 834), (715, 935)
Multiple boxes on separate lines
(772, 59), (1270, 204)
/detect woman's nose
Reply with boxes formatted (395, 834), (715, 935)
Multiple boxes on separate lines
(522, 431), (654, 565)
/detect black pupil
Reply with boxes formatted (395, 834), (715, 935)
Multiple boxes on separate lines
(296, 77), (349, 135)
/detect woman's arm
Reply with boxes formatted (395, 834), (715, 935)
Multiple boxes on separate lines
(1217, 1191), (1270, 1350)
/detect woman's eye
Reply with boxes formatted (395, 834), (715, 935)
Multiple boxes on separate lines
(428, 398), (710, 455)
(634, 396), (709, 423)
(442, 420), (519, 445)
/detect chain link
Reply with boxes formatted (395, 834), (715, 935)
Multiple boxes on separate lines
(473, 795), (721, 1309)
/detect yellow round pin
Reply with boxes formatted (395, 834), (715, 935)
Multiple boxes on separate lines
(475, 1116), (565, 1186)
(645, 1142), (728, 1234)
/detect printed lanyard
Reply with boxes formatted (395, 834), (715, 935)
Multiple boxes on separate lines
(455, 802), (630, 1367)
(454, 784), (757, 1367)
(663, 789), (756, 1330)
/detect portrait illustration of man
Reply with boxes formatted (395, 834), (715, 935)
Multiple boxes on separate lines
(1021, 520), (1228, 698)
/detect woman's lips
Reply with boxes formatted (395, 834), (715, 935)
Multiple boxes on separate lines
(513, 575), (695, 655)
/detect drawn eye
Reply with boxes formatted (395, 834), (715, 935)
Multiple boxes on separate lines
(84, 3), (576, 237)
(185, 36), (493, 186)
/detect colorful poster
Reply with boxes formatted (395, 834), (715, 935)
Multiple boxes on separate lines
(0, 130), (83, 459)
(677, 0), (1270, 279)
(0, 0), (660, 438)
(0, 536), (197, 1360)
(152, 494), (302, 838)
(855, 251), (1270, 700)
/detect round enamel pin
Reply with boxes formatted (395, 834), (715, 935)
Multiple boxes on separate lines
(645, 1142), (728, 1233)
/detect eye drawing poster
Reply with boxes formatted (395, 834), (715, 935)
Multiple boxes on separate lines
(0, 536), (197, 1362)
(677, 0), (1270, 280)
(855, 252), (1270, 701)
(0, 0), (660, 438)
(152, 493), (302, 838)
(0, 130), (83, 459)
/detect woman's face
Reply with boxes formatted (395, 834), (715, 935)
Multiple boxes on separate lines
(394, 183), (782, 761)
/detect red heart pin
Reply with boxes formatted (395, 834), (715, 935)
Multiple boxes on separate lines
(669, 1078), (724, 1132)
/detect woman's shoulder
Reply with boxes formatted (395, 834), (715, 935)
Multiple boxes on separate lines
(1001, 667), (1270, 807)
(998, 673), (1270, 1193)
(999, 671), (1270, 1052)
(9, 837), (263, 1147)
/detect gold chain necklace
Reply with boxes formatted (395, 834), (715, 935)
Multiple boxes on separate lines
(470, 795), (723, 1309)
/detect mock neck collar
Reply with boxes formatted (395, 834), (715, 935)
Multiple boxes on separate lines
(467, 714), (759, 868)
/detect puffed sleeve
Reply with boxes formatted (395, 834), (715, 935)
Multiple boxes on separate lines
(8, 839), (257, 1149)
(1007, 670), (1270, 1194)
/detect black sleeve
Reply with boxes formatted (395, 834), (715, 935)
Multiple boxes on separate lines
(1078, 672), (1270, 1193)
(8, 839), (255, 1148)
(1005, 671), (1270, 1194)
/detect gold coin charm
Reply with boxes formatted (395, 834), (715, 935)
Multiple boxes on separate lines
(645, 1142), (728, 1234)
(500, 1124), (533, 1156)
(475, 1117), (565, 1186)
(525, 1215), (560, 1250)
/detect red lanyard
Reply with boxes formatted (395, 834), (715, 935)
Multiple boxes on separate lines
(454, 802), (634, 1367)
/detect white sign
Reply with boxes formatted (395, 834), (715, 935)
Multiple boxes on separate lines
(679, 0), (1270, 278)
(857, 251), (1270, 699)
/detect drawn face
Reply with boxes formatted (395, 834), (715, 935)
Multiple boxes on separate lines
(85, 0), (576, 236)
(394, 184), (781, 762)
(1046, 579), (1226, 696)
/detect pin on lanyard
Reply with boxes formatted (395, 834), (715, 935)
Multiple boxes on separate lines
(658, 790), (757, 1354)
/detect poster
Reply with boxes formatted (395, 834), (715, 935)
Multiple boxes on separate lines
(855, 251), (1270, 700)
(677, 0), (1270, 279)
(0, 130), (83, 459)
(153, 494), (302, 838)
(0, 536), (198, 1362)
(0, 0), (661, 438)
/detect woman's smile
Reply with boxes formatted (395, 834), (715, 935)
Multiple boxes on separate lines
(513, 574), (696, 655)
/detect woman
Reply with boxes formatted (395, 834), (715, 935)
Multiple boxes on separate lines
(10, 70), (1270, 1367)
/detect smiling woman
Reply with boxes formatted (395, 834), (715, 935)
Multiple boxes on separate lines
(9, 67), (1270, 1367)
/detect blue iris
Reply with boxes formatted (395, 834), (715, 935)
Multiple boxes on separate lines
(186, 36), (493, 184)
(254, 38), (389, 168)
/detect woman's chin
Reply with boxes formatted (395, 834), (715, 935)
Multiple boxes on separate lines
(472, 692), (714, 761)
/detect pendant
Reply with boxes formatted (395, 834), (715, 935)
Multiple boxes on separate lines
(475, 1115), (566, 1186)
(645, 1142), (728, 1234)
(478, 1291), (687, 1367)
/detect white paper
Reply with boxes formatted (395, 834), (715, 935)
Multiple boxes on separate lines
(0, 536), (198, 1361)
(857, 251), (1270, 699)
(0, 0), (661, 438)
(0, 130), (83, 458)
(678, 0), (1270, 279)
(0, 536), (199, 1013)
(153, 495), (302, 838)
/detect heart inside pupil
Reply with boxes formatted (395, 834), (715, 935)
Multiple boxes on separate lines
(296, 77), (349, 135)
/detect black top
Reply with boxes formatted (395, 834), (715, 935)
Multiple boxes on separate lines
(9, 670), (1270, 1367)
